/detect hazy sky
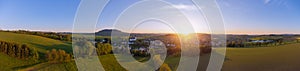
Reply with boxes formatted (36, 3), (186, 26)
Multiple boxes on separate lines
(0, 0), (300, 34)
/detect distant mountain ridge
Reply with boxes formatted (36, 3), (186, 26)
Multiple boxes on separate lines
(95, 29), (125, 36)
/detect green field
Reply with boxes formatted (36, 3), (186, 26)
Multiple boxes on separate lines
(223, 43), (300, 71)
(0, 32), (72, 53)
(0, 32), (73, 71)
(2, 31), (300, 71)
(0, 54), (36, 71)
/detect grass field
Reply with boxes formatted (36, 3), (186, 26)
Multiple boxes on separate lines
(0, 54), (36, 71)
(2, 31), (300, 71)
(0, 32), (73, 71)
(0, 32), (72, 53)
(222, 43), (300, 71)
(34, 62), (77, 71)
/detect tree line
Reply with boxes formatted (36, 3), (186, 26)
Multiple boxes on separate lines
(96, 42), (112, 55)
(74, 40), (172, 71)
(73, 40), (113, 58)
(226, 38), (287, 47)
(46, 49), (72, 63)
(0, 41), (39, 61)
(3, 30), (71, 41)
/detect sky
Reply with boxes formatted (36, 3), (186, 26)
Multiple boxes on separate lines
(0, 0), (300, 34)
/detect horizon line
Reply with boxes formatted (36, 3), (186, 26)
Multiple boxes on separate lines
(1, 29), (300, 35)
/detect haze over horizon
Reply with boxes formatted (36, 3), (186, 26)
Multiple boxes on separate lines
(1, 0), (300, 34)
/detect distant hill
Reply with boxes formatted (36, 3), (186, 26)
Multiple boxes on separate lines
(95, 29), (125, 36)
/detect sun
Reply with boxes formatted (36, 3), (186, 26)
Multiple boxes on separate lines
(178, 31), (193, 35)
(181, 32), (190, 35)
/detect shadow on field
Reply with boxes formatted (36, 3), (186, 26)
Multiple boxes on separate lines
(12, 62), (41, 70)
(197, 52), (227, 71)
(29, 42), (72, 53)
(197, 53), (210, 71)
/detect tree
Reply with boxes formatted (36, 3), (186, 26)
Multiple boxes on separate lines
(25, 47), (30, 59)
(74, 40), (95, 57)
(0, 41), (35, 60)
(159, 63), (172, 71)
(22, 44), (30, 59)
(84, 41), (95, 56)
(16, 44), (22, 58)
(96, 43), (112, 55)
(4, 44), (8, 54)
(152, 55), (172, 71)
(46, 49), (72, 62)
(64, 54), (72, 62)
(51, 49), (59, 62)
(73, 46), (80, 57)
(32, 48), (39, 62)
(58, 49), (66, 62)
(46, 51), (53, 61)
(65, 35), (72, 41)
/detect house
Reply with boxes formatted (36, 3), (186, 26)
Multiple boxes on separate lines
(129, 37), (137, 42)
(128, 37), (137, 45)
(251, 40), (274, 43)
(100, 38), (110, 43)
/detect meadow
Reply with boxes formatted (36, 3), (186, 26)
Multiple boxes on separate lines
(222, 43), (300, 71)
(0, 32), (72, 53)
(0, 32), (73, 71)
(0, 53), (36, 71)
(1, 31), (300, 71)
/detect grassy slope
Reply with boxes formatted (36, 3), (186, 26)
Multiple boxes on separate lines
(33, 43), (300, 71)
(99, 55), (127, 71)
(35, 62), (77, 71)
(222, 43), (300, 71)
(0, 32), (72, 71)
(30, 42), (300, 71)
(0, 54), (36, 71)
(3, 31), (300, 71)
(38, 55), (126, 71)
(0, 32), (72, 53)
